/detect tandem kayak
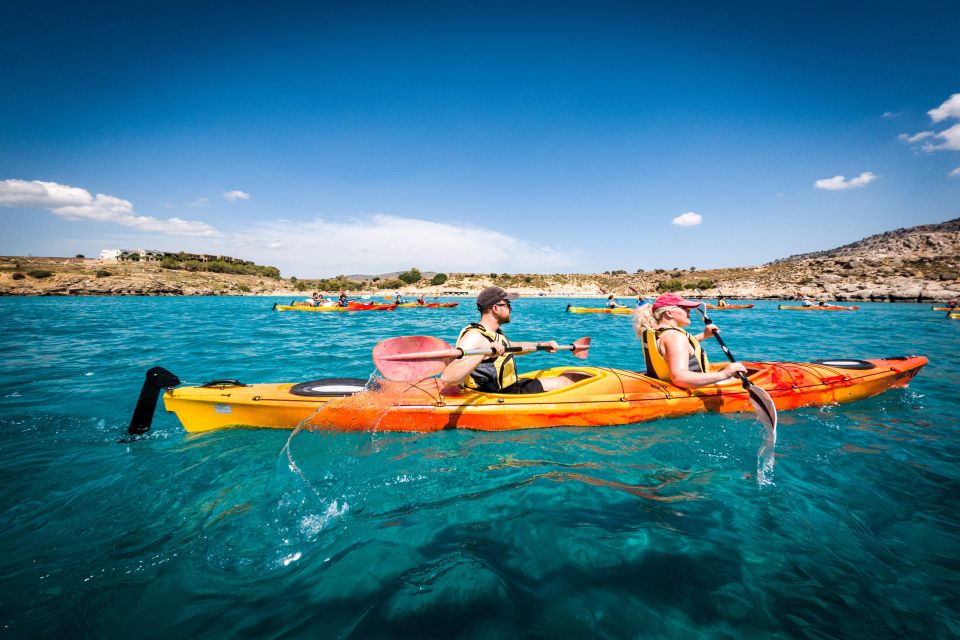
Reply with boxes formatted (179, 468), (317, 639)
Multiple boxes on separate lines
(778, 305), (859, 311)
(566, 305), (633, 315)
(273, 303), (397, 312)
(395, 302), (459, 308)
(152, 356), (926, 433)
(705, 304), (754, 310)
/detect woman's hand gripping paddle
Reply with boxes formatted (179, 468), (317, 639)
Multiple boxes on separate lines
(696, 305), (777, 432)
(373, 335), (591, 382)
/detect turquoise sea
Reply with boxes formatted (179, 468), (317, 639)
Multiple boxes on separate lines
(1, 296), (958, 638)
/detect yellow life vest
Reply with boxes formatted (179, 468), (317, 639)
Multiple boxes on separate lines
(456, 323), (518, 392)
(641, 327), (710, 382)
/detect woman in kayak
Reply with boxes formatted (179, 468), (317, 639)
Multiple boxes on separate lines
(606, 294), (625, 309)
(633, 292), (746, 389)
(716, 294), (727, 307)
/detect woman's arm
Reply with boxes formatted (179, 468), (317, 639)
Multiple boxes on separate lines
(660, 331), (746, 389)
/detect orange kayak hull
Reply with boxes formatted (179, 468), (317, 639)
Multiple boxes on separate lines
(163, 356), (927, 433)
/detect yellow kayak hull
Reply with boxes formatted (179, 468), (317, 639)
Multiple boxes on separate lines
(566, 306), (633, 315)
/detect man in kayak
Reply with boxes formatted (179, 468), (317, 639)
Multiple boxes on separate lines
(394, 292), (405, 305)
(338, 292), (350, 307)
(633, 292), (746, 389)
(416, 295), (426, 305)
(441, 286), (579, 393)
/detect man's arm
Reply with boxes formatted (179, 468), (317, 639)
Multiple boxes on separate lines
(440, 331), (501, 387)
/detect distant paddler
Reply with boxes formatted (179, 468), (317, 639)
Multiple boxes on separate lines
(606, 294), (626, 309)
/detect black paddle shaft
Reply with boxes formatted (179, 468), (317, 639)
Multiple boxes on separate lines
(701, 313), (751, 388)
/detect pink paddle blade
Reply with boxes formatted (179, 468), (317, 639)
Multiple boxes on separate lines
(571, 337), (591, 359)
(372, 335), (455, 382)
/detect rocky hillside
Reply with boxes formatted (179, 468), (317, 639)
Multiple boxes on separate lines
(2, 217), (958, 300)
(0, 257), (291, 296)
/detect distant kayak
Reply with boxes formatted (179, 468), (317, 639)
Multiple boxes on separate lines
(566, 305), (632, 315)
(931, 307), (959, 312)
(778, 305), (859, 311)
(273, 302), (397, 312)
(396, 302), (459, 308)
(949, 312), (960, 320)
(705, 304), (754, 310)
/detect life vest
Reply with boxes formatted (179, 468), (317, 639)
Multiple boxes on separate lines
(456, 323), (518, 392)
(641, 328), (710, 381)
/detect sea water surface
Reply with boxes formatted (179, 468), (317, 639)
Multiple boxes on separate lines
(1, 297), (958, 638)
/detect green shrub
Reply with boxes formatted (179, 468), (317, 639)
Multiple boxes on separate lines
(236, 284), (251, 293)
(75, 254), (85, 259)
(398, 268), (422, 284)
(27, 270), (53, 279)
(95, 270), (111, 278)
(430, 273), (448, 286)
(11, 272), (25, 280)
(488, 272), (498, 279)
(656, 278), (684, 293)
(377, 278), (405, 289)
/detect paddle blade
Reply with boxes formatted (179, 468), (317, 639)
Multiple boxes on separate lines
(372, 335), (454, 382)
(571, 337), (591, 359)
(745, 382), (778, 433)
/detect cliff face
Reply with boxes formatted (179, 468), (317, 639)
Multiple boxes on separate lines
(2, 218), (958, 300)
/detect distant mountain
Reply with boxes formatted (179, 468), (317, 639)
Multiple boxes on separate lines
(774, 218), (960, 263)
(344, 271), (438, 282)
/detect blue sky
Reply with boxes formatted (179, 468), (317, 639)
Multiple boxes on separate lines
(1, 1), (958, 277)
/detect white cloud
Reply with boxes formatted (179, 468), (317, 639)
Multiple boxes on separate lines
(882, 111), (900, 119)
(949, 167), (960, 178)
(671, 211), (702, 227)
(223, 190), (250, 201)
(898, 131), (933, 143)
(928, 93), (960, 123)
(902, 94), (960, 153)
(231, 214), (576, 276)
(0, 179), (219, 237)
(187, 197), (209, 207)
(921, 123), (960, 152)
(814, 172), (878, 191)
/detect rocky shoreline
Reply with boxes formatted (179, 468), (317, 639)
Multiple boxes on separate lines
(2, 218), (958, 301)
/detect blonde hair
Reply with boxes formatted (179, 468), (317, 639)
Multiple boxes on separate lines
(633, 303), (673, 336)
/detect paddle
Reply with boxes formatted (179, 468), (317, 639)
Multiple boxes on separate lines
(696, 305), (777, 433)
(373, 335), (591, 382)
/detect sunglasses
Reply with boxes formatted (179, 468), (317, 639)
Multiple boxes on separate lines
(494, 300), (511, 309)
